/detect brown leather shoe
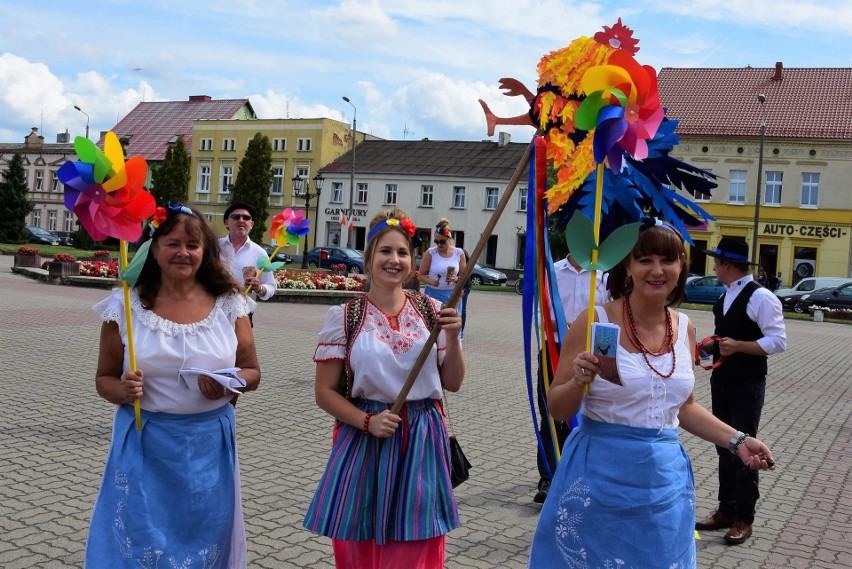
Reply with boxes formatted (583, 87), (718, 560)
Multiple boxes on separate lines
(724, 521), (753, 545)
(695, 510), (736, 531)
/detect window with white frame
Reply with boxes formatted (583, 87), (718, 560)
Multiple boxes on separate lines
(485, 187), (499, 210)
(728, 170), (746, 204)
(296, 165), (310, 179)
(297, 138), (312, 152)
(199, 138), (213, 151)
(385, 183), (398, 205)
(518, 187), (528, 212)
(693, 169), (711, 202)
(356, 182), (368, 204)
(452, 186), (466, 209)
(35, 170), (44, 190)
(420, 184), (434, 207)
(270, 167), (283, 195)
(51, 172), (60, 192)
(220, 165), (233, 193)
(331, 181), (343, 203)
(48, 210), (57, 231)
(197, 165), (211, 193)
(764, 171), (782, 205)
(64, 212), (75, 232)
(222, 138), (236, 151)
(33, 210), (41, 227)
(272, 138), (287, 151)
(801, 172), (819, 207)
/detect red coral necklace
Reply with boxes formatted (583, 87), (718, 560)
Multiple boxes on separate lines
(622, 295), (676, 378)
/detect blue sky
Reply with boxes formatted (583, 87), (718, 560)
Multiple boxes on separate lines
(1, 0), (851, 144)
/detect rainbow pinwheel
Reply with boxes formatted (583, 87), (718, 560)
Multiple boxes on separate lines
(58, 132), (155, 241)
(246, 208), (311, 293)
(58, 131), (156, 431)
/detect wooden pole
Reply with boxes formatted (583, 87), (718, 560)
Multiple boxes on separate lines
(391, 141), (534, 414)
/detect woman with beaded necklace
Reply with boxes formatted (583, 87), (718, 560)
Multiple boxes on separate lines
(528, 219), (775, 568)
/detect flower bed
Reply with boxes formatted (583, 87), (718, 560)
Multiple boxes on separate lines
(273, 268), (364, 291)
(808, 305), (852, 320)
(80, 260), (119, 278)
(17, 246), (40, 257)
(14, 246), (42, 267)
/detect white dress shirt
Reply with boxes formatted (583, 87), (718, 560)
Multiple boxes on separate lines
(553, 256), (611, 325)
(721, 275), (787, 355)
(218, 236), (278, 301)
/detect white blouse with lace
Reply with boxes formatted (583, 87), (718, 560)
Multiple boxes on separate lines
(313, 296), (448, 402)
(582, 305), (695, 430)
(93, 288), (255, 414)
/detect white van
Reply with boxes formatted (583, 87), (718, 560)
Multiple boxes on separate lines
(775, 277), (851, 310)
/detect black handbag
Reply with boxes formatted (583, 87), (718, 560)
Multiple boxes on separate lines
(444, 391), (471, 487)
(449, 435), (472, 488)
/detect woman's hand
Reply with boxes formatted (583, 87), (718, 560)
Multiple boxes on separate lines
(366, 410), (402, 438)
(738, 436), (776, 471)
(573, 351), (600, 388)
(198, 375), (233, 400)
(119, 370), (144, 404)
(438, 305), (462, 337)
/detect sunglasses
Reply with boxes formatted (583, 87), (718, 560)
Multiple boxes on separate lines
(229, 214), (253, 221)
(434, 239), (447, 245)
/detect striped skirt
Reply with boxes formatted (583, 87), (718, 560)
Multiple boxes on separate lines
(304, 398), (460, 545)
(528, 418), (696, 568)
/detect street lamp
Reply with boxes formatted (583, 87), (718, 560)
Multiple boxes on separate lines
(293, 174), (325, 268)
(750, 94), (767, 267)
(342, 96), (356, 248)
(73, 105), (90, 139)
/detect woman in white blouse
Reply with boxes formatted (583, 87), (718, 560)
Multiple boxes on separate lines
(417, 217), (466, 311)
(528, 219), (775, 568)
(86, 202), (260, 568)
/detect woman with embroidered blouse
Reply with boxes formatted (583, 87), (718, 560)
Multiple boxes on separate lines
(304, 208), (465, 569)
(86, 203), (260, 568)
(528, 221), (775, 568)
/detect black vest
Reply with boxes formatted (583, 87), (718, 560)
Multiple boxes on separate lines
(711, 281), (768, 379)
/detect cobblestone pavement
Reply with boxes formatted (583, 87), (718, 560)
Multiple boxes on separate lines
(1, 254), (850, 568)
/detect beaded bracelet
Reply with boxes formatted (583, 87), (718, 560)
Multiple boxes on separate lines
(363, 412), (375, 436)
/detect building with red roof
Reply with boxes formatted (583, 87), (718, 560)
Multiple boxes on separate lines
(658, 62), (852, 284)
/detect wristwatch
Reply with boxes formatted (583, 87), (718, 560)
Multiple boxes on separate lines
(728, 431), (749, 455)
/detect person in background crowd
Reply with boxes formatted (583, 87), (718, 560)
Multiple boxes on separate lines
(528, 220), (775, 567)
(219, 202), (277, 324)
(86, 202), (260, 567)
(695, 237), (786, 545)
(304, 208), (465, 569)
(417, 218), (465, 316)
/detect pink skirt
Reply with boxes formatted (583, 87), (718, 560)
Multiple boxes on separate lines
(332, 536), (445, 569)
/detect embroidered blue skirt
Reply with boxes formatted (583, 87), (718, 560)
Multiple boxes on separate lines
(304, 398), (460, 545)
(528, 418), (696, 569)
(86, 404), (245, 568)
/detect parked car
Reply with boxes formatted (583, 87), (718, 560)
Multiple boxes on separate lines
(51, 231), (75, 247)
(259, 243), (292, 265)
(469, 263), (507, 286)
(788, 287), (835, 313)
(23, 226), (60, 246)
(684, 275), (726, 304)
(775, 277), (850, 311)
(794, 282), (852, 314)
(306, 247), (364, 274)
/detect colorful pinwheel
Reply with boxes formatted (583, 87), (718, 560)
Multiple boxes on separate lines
(58, 131), (156, 431)
(246, 208), (311, 293)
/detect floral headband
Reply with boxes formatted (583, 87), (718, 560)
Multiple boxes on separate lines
(149, 201), (198, 235)
(640, 216), (683, 239)
(367, 217), (417, 243)
(435, 225), (451, 238)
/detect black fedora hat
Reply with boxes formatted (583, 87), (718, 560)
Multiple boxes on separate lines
(224, 202), (256, 220)
(703, 237), (756, 265)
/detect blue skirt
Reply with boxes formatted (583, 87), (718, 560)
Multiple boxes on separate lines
(86, 404), (244, 568)
(529, 418), (696, 569)
(304, 399), (460, 545)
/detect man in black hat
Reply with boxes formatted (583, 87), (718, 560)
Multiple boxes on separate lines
(695, 237), (786, 545)
(219, 203), (277, 323)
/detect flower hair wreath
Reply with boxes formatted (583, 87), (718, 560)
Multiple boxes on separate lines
(435, 225), (451, 238)
(149, 200), (198, 235)
(367, 217), (417, 242)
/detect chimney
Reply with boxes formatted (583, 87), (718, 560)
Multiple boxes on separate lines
(773, 62), (783, 81)
(498, 131), (511, 147)
(189, 95), (212, 102)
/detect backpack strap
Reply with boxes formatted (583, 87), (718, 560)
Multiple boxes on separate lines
(338, 294), (368, 398)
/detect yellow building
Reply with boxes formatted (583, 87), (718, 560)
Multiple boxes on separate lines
(187, 118), (366, 255)
(659, 63), (852, 286)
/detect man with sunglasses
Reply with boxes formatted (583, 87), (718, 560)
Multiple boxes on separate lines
(219, 203), (277, 323)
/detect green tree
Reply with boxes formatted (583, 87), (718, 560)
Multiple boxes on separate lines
(230, 133), (273, 242)
(150, 136), (190, 206)
(0, 152), (33, 242)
